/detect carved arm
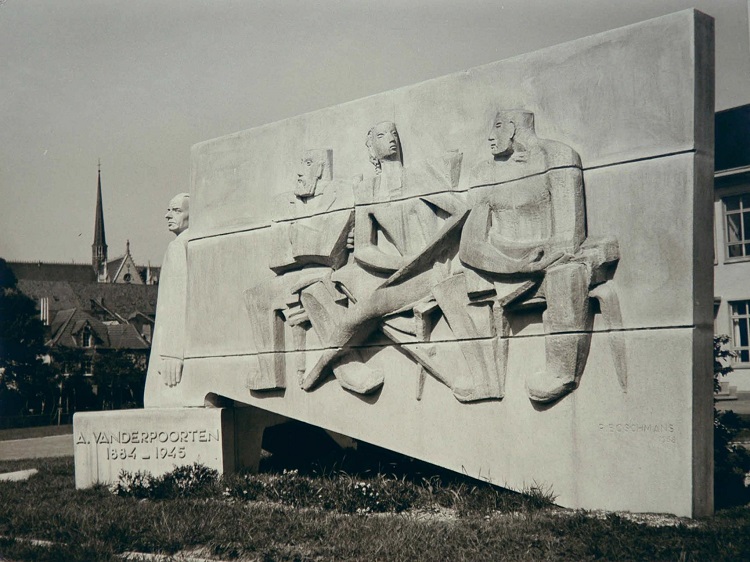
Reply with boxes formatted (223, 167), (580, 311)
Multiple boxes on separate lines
(460, 202), (548, 274)
(420, 192), (467, 218)
(546, 167), (586, 255)
(353, 205), (406, 273)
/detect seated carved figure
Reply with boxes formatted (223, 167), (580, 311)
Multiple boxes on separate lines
(297, 122), (506, 401)
(243, 149), (356, 390)
(460, 110), (622, 403)
(269, 149), (355, 273)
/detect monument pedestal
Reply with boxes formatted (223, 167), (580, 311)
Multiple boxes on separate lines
(73, 406), (284, 488)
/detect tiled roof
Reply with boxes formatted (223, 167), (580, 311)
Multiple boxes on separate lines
(8, 262), (95, 283)
(17, 279), (157, 316)
(48, 308), (76, 346)
(47, 307), (148, 350)
(106, 323), (149, 350)
(19, 280), (80, 310)
(47, 308), (107, 348)
(72, 282), (158, 316)
(107, 255), (126, 276)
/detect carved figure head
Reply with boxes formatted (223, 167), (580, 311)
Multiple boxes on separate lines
(295, 149), (332, 198)
(165, 193), (190, 236)
(488, 110), (534, 158)
(366, 121), (402, 171)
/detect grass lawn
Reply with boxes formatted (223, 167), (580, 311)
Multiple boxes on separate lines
(2, 453), (750, 561)
(0, 425), (73, 442)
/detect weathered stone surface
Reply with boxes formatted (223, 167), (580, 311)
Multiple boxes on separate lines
(174, 327), (709, 516)
(73, 408), (281, 488)
(189, 10), (710, 240)
(0, 469), (38, 482)
(185, 154), (707, 352)
(137, 10), (714, 516)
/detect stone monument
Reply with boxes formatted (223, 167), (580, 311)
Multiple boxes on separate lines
(75, 10), (715, 517)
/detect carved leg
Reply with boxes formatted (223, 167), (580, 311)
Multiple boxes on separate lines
(300, 282), (383, 393)
(590, 282), (628, 391)
(300, 274), (429, 392)
(526, 263), (592, 403)
(243, 282), (286, 390)
(291, 325), (307, 382)
(432, 273), (505, 401)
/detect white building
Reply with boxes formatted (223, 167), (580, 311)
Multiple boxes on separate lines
(714, 103), (750, 390)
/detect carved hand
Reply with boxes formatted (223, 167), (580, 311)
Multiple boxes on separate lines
(159, 357), (183, 387)
(515, 247), (566, 272)
(346, 226), (355, 250)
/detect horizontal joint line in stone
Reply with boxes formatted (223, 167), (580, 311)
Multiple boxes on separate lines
(463, 164), (581, 192)
(583, 148), (696, 172)
(183, 324), (696, 360)
(188, 222), (271, 242)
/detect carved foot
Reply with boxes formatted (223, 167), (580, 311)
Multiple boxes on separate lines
(300, 348), (338, 390)
(451, 375), (486, 402)
(451, 338), (506, 402)
(333, 358), (384, 394)
(300, 348), (384, 394)
(525, 369), (578, 403)
(526, 332), (590, 403)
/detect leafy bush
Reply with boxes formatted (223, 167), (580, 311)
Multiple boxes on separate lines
(715, 410), (750, 508)
(714, 335), (750, 509)
(223, 469), (420, 514)
(109, 469), (155, 499)
(714, 334), (736, 393)
(110, 463), (219, 500)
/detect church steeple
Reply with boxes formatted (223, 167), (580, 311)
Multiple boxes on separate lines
(92, 161), (108, 281)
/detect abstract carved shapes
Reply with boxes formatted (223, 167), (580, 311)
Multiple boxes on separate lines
(460, 109), (624, 404)
(589, 282), (627, 391)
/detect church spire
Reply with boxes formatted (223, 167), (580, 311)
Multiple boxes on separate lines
(92, 160), (108, 280)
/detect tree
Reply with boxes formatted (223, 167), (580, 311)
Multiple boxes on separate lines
(49, 347), (98, 415)
(714, 334), (750, 508)
(92, 351), (146, 410)
(0, 258), (56, 416)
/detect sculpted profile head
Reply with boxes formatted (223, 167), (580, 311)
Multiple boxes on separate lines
(165, 193), (190, 236)
(488, 110), (534, 159)
(366, 121), (402, 171)
(295, 149), (333, 198)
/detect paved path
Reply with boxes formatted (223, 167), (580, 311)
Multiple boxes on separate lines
(0, 435), (73, 461)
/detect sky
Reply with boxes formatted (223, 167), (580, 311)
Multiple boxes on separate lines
(1, 0), (749, 267)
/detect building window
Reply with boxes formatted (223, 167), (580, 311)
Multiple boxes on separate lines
(730, 300), (750, 364)
(82, 357), (93, 376)
(724, 193), (750, 259)
(82, 326), (92, 348)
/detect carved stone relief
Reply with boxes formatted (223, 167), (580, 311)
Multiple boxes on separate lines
(243, 149), (355, 390)
(460, 110), (625, 403)
(243, 112), (625, 405)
